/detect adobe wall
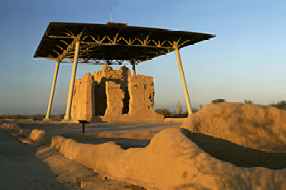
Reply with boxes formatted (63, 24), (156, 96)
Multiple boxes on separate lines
(92, 65), (129, 118)
(71, 73), (94, 121)
(70, 65), (163, 122)
(128, 75), (163, 121)
(105, 81), (124, 120)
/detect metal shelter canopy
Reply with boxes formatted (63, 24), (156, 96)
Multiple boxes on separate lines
(35, 21), (215, 121)
(34, 22), (215, 64)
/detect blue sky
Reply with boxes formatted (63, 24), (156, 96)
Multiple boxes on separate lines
(0, 0), (286, 114)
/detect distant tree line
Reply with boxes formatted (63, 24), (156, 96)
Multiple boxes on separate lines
(155, 100), (199, 118)
(210, 98), (286, 111)
(0, 114), (64, 121)
(271, 100), (286, 110)
(211, 99), (225, 104)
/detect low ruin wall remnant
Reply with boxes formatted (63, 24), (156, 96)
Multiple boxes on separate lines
(71, 65), (163, 122)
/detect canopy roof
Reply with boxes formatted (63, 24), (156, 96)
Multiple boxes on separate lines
(34, 22), (215, 64)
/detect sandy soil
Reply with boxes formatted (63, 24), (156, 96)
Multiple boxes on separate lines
(36, 146), (145, 190)
(182, 102), (286, 152)
(0, 121), (178, 190)
(0, 130), (74, 190)
(51, 127), (286, 190)
(16, 121), (178, 149)
(7, 106), (286, 190)
(8, 103), (284, 190)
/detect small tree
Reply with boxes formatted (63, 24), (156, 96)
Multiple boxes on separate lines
(155, 108), (171, 116)
(244, 100), (253, 104)
(176, 101), (183, 114)
(272, 100), (286, 110)
(211, 99), (225, 104)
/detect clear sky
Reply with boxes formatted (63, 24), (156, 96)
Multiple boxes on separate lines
(0, 0), (286, 114)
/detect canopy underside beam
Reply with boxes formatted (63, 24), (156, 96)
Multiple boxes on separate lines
(42, 33), (198, 63)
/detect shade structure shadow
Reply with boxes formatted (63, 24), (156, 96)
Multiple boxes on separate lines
(181, 129), (286, 169)
(63, 134), (149, 149)
(0, 131), (72, 190)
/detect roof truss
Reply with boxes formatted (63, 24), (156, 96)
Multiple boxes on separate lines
(34, 22), (215, 64)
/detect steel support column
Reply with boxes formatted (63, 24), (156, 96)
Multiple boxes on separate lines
(131, 61), (136, 75)
(44, 61), (60, 120)
(64, 39), (81, 120)
(175, 47), (192, 115)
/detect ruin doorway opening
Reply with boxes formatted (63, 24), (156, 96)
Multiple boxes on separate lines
(122, 87), (130, 114)
(94, 82), (107, 116)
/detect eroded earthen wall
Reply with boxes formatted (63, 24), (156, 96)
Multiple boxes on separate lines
(93, 66), (129, 116)
(128, 75), (163, 121)
(71, 73), (94, 121)
(71, 65), (163, 122)
(105, 81), (124, 120)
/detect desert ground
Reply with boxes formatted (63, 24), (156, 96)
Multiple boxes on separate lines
(0, 120), (179, 190)
(1, 102), (286, 190)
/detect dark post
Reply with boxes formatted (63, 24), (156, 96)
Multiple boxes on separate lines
(131, 60), (136, 75)
(79, 120), (89, 135)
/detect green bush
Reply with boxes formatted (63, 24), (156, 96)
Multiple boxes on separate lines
(211, 99), (225, 104)
(155, 108), (171, 116)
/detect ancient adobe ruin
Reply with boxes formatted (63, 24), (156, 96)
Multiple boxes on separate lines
(34, 22), (214, 121)
(70, 65), (163, 121)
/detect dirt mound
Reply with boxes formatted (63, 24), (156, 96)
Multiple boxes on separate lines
(29, 129), (45, 142)
(51, 128), (286, 190)
(36, 146), (145, 190)
(0, 122), (18, 130)
(182, 102), (286, 152)
(17, 129), (46, 144)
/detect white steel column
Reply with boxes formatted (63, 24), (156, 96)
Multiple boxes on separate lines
(45, 61), (60, 120)
(64, 39), (81, 120)
(175, 47), (192, 115)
